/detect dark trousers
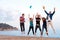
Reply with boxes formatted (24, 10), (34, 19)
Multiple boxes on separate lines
(35, 24), (41, 33)
(28, 26), (34, 35)
(41, 25), (47, 35)
(20, 23), (25, 32)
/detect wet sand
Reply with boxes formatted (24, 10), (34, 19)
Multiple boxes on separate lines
(0, 35), (60, 40)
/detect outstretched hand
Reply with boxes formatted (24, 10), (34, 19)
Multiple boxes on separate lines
(43, 6), (45, 10)
(33, 15), (34, 18)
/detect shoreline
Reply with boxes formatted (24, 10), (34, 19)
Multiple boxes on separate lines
(0, 35), (60, 40)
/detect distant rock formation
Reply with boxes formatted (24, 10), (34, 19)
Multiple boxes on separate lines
(0, 23), (18, 31)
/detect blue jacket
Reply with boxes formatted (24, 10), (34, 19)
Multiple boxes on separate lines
(44, 10), (55, 20)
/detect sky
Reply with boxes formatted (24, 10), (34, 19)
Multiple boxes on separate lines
(0, 0), (60, 37)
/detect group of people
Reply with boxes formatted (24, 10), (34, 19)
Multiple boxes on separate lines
(20, 6), (56, 36)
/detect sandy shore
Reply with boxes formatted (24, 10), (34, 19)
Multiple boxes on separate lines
(0, 35), (60, 40)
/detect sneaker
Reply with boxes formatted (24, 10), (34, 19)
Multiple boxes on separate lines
(46, 32), (48, 36)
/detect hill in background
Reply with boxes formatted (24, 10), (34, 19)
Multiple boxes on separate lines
(0, 23), (18, 31)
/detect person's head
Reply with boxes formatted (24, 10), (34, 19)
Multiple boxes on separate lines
(29, 18), (33, 21)
(49, 11), (51, 14)
(42, 17), (46, 22)
(22, 13), (24, 17)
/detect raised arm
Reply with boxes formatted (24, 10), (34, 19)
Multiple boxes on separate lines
(52, 8), (55, 15)
(43, 6), (48, 15)
(33, 15), (34, 19)
(39, 14), (42, 19)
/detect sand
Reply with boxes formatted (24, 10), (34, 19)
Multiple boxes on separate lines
(0, 35), (60, 40)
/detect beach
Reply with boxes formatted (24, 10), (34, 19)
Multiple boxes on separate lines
(0, 35), (60, 40)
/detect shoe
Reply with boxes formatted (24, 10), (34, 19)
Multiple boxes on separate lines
(46, 32), (48, 36)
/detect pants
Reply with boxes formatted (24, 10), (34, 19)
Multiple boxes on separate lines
(35, 24), (41, 33)
(20, 23), (25, 32)
(28, 26), (34, 35)
(41, 25), (48, 35)
(47, 20), (55, 33)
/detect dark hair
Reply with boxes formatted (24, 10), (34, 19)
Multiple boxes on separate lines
(29, 18), (31, 20)
(42, 17), (45, 19)
(29, 18), (33, 21)
(42, 17), (46, 22)
(22, 13), (24, 15)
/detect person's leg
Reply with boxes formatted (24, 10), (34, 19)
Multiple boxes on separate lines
(35, 26), (38, 34)
(28, 27), (31, 35)
(22, 23), (25, 32)
(32, 27), (34, 35)
(47, 22), (49, 30)
(20, 23), (23, 32)
(39, 25), (41, 32)
(50, 21), (55, 33)
(41, 26), (44, 36)
(45, 26), (48, 36)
